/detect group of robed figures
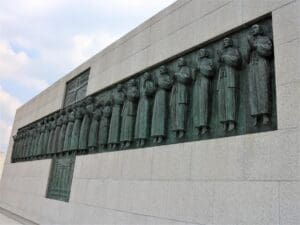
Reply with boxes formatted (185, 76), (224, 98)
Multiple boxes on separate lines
(12, 24), (273, 162)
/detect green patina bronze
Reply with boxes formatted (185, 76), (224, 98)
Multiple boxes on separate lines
(11, 18), (277, 202)
(135, 72), (156, 147)
(47, 154), (75, 202)
(193, 48), (215, 136)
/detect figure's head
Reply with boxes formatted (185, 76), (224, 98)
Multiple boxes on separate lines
(143, 72), (151, 81)
(127, 79), (136, 87)
(80, 101), (86, 108)
(105, 97), (112, 106)
(198, 48), (208, 58)
(251, 24), (262, 36)
(159, 65), (168, 74)
(59, 109), (65, 116)
(53, 112), (58, 119)
(177, 57), (186, 67)
(85, 96), (94, 104)
(223, 37), (233, 48)
(116, 84), (123, 91)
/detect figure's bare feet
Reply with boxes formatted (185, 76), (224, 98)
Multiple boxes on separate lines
(201, 126), (208, 135)
(178, 130), (185, 138)
(157, 136), (163, 143)
(228, 121), (235, 131)
(262, 114), (270, 125)
(253, 117), (258, 127)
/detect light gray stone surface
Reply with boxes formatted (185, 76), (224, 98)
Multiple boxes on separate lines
(1, 0), (300, 224)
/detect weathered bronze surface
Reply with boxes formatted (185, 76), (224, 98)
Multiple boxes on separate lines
(11, 17), (276, 202)
(47, 154), (75, 202)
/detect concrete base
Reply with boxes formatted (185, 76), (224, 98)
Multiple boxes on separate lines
(0, 0), (299, 224)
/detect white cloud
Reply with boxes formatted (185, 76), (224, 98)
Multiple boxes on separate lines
(0, 40), (48, 92)
(0, 120), (12, 153)
(70, 31), (118, 65)
(0, 85), (22, 121)
(0, 86), (21, 153)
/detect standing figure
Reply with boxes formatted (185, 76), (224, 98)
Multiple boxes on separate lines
(63, 107), (75, 153)
(18, 130), (24, 160)
(11, 135), (18, 162)
(46, 115), (55, 155)
(88, 98), (102, 152)
(24, 127), (32, 159)
(247, 24), (273, 125)
(217, 37), (241, 131)
(134, 72), (156, 147)
(50, 113), (59, 155)
(37, 119), (46, 158)
(120, 79), (139, 148)
(99, 99), (112, 149)
(69, 102), (85, 152)
(108, 84), (125, 149)
(57, 110), (67, 155)
(79, 97), (94, 153)
(32, 123), (41, 158)
(170, 57), (192, 138)
(193, 48), (215, 135)
(52, 110), (64, 154)
(42, 118), (50, 157)
(151, 65), (173, 143)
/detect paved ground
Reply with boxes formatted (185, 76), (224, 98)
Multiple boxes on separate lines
(0, 212), (22, 225)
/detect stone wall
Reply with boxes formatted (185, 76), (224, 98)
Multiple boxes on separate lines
(0, 0), (299, 224)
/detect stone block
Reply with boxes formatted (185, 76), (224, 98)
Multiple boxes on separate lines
(191, 137), (245, 181)
(280, 182), (300, 225)
(69, 178), (88, 204)
(84, 179), (107, 207)
(277, 80), (300, 129)
(103, 179), (121, 209)
(244, 128), (300, 181)
(121, 148), (153, 180)
(274, 38), (300, 86)
(213, 181), (279, 225)
(241, 0), (295, 24)
(151, 143), (191, 180)
(166, 181), (214, 224)
(273, 0), (300, 45)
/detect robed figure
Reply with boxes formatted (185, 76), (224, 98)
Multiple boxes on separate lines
(151, 65), (173, 143)
(12, 135), (18, 161)
(57, 110), (67, 155)
(134, 72), (155, 147)
(32, 123), (41, 158)
(69, 102), (85, 151)
(63, 107), (75, 153)
(99, 100), (112, 149)
(217, 37), (241, 131)
(37, 119), (46, 158)
(247, 24), (273, 125)
(52, 110), (64, 154)
(46, 114), (57, 155)
(120, 79), (139, 148)
(78, 97), (94, 153)
(193, 48), (215, 135)
(88, 99), (102, 152)
(17, 132), (24, 160)
(108, 84), (125, 149)
(24, 128), (32, 159)
(170, 57), (192, 138)
(42, 118), (50, 157)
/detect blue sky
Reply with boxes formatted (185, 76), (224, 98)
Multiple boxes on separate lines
(0, 0), (176, 152)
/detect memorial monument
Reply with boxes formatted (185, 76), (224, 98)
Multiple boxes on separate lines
(0, 0), (299, 224)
